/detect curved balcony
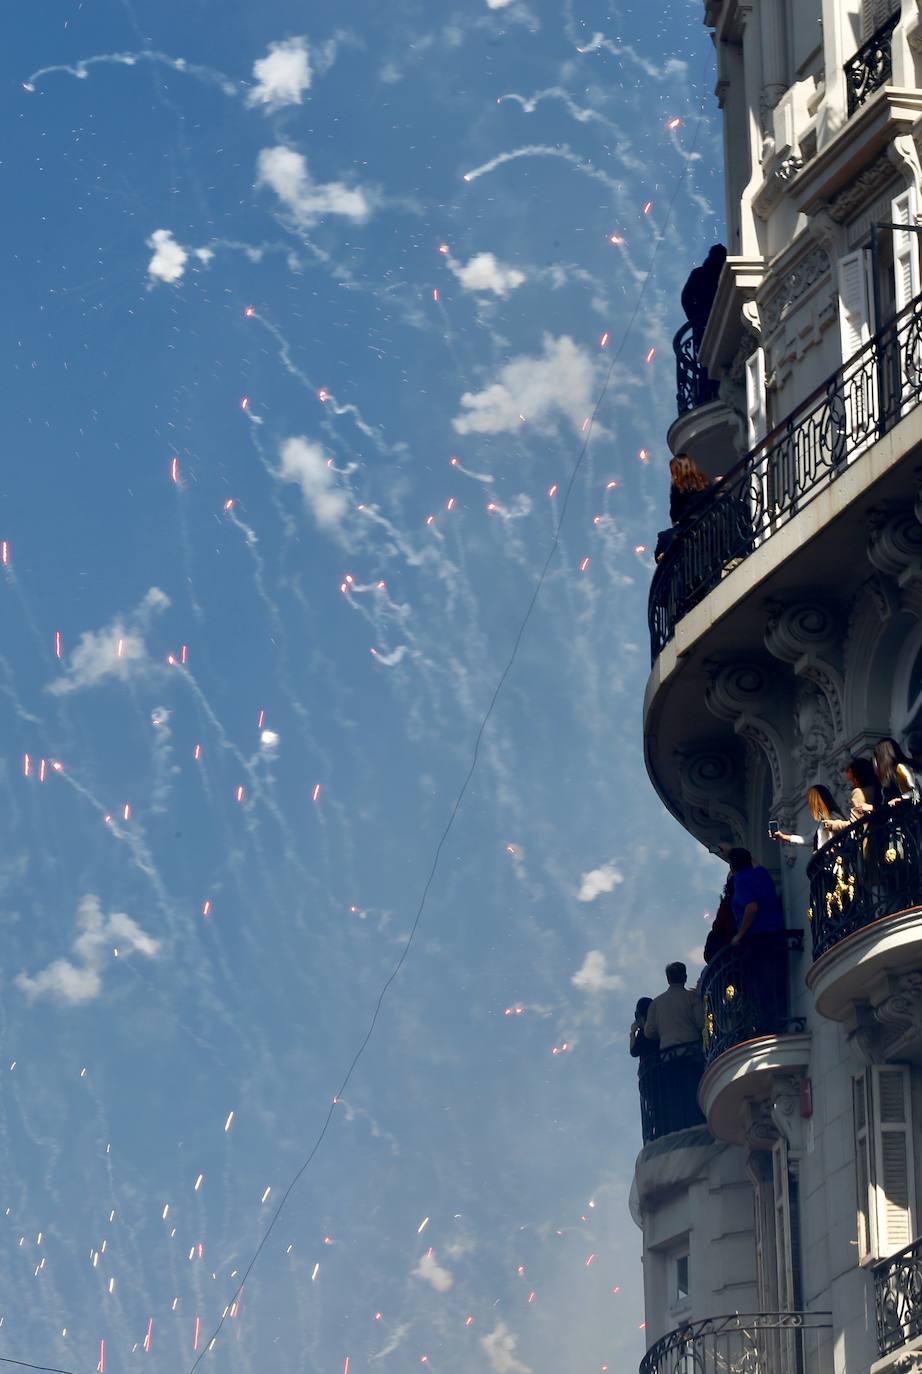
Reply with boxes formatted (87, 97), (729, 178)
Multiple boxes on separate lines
(806, 804), (922, 1021)
(845, 11), (899, 118)
(674, 321), (719, 416)
(639, 1311), (833, 1374)
(648, 289), (922, 663)
(876, 1236), (922, 1360)
(637, 1043), (706, 1144)
(698, 933), (808, 1144)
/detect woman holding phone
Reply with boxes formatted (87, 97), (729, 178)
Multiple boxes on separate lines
(771, 785), (847, 852)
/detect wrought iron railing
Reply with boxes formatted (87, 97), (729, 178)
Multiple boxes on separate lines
(637, 1042), (706, 1144)
(639, 1311), (833, 1374)
(700, 931), (804, 1065)
(875, 1236), (922, 1357)
(807, 803), (922, 961)
(674, 321), (720, 415)
(649, 286), (922, 661)
(845, 11), (899, 116)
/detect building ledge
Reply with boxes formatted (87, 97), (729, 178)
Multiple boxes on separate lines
(698, 1033), (811, 1145)
(807, 906), (922, 1022)
(871, 1334), (922, 1374)
(792, 86), (922, 217)
(699, 257), (764, 377)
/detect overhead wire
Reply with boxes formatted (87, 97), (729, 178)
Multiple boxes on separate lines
(0, 53), (715, 1374)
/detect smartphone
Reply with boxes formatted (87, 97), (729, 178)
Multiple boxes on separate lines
(768, 820), (780, 836)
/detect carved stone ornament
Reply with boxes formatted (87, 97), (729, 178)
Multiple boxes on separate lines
(770, 1073), (805, 1155)
(743, 1100), (778, 1152)
(826, 151), (902, 224)
(704, 661), (787, 801)
(759, 245), (830, 334)
(764, 602), (846, 744)
(753, 145), (805, 221)
(867, 509), (922, 589)
(675, 746), (746, 846)
(875, 970), (922, 1042)
(792, 683), (836, 789)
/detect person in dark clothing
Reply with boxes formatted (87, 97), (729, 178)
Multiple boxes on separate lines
(725, 847), (783, 942)
(703, 877), (736, 964)
(629, 997), (656, 1062)
(681, 245), (728, 350)
(668, 454), (712, 526)
(874, 738), (920, 805)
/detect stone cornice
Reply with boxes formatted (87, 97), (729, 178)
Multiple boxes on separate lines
(792, 88), (922, 218)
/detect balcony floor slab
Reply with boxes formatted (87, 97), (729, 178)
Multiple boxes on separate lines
(698, 1032), (811, 1145)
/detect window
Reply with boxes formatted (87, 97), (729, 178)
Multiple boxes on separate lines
(667, 1245), (691, 1315)
(853, 1066), (916, 1264)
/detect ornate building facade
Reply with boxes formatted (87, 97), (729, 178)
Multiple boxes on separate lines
(635, 2), (922, 1370)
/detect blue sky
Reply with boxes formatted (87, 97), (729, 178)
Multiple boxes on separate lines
(3, 2), (725, 1371)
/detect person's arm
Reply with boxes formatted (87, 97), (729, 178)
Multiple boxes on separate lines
(773, 831), (804, 845)
(629, 1024), (642, 1057)
(643, 1003), (660, 1041)
(731, 903), (757, 944)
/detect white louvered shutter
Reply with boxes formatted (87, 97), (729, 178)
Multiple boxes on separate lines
(745, 348), (771, 543)
(854, 1073), (875, 1262)
(772, 1138), (796, 1310)
(872, 1065), (916, 1257)
(863, 0), (899, 39)
(838, 251), (876, 458)
(838, 251), (873, 361)
(892, 189), (920, 314)
(745, 347), (767, 449)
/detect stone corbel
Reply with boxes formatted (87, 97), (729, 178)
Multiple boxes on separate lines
(909, 0), (922, 57)
(770, 1073), (805, 1156)
(704, 660), (788, 802)
(887, 132), (922, 205)
(874, 970), (922, 1058)
(867, 509), (922, 611)
(764, 602), (846, 746)
(742, 1100), (778, 1152)
(675, 745), (747, 847)
(845, 1004), (885, 1067)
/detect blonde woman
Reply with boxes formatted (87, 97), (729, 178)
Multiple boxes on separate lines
(772, 785), (846, 852)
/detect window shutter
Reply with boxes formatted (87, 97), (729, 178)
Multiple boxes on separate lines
(863, 0), (899, 39)
(838, 251), (873, 362)
(892, 189), (920, 315)
(854, 1073), (875, 1262)
(745, 347), (767, 450)
(872, 1065), (916, 1256)
(772, 1138), (796, 1310)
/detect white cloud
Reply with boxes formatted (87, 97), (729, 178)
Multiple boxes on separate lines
(16, 894), (160, 1006)
(577, 862), (623, 903)
(147, 229), (188, 284)
(451, 334), (599, 437)
(448, 251), (526, 297)
(487, 0), (514, 7)
(247, 37), (312, 112)
(256, 146), (372, 227)
(482, 1322), (532, 1374)
(48, 587), (170, 696)
(571, 949), (622, 994)
(413, 1250), (453, 1292)
(278, 436), (349, 530)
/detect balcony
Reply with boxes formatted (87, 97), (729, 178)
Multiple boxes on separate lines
(806, 805), (922, 1022)
(639, 1311), (833, 1374)
(845, 12), (899, 118)
(637, 1043), (705, 1144)
(674, 321), (719, 416)
(876, 1237), (922, 1361)
(648, 288), (922, 663)
(698, 934), (808, 1144)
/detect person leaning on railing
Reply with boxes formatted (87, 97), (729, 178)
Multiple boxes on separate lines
(824, 757), (881, 832)
(874, 738), (920, 806)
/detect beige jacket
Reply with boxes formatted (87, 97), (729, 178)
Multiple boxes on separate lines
(643, 985), (704, 1051)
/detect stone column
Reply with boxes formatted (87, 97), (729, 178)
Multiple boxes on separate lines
(760, 0), (789, 125)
